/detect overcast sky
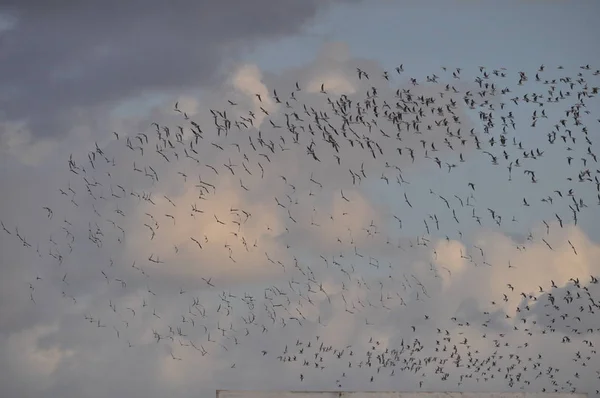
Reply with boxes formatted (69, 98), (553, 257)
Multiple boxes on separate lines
(1, 1), (600, 398)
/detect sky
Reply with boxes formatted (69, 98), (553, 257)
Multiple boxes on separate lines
(1, 1), (600, 398)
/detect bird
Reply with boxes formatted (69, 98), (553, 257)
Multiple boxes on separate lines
(5, 62), (600, 396)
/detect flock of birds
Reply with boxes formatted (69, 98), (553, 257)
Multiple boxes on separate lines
(2, 63), (600, 395)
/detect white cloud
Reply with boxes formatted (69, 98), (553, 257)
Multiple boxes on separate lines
(125, 175), (289, 285)
(229, 64), (279, 127)
(173, 95), (200, 117)
(477, 223), (598, 304)
(306, 72), (356, 96)
(432, 238), (468, 289)
(429, 222), (600, 321)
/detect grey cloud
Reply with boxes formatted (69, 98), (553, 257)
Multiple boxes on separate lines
(0, 0), (358, 142)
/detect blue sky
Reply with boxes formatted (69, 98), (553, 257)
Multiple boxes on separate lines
(263, 0), (600, 244)
(247, 1), (600, 76)
(244, 0), (600, 242)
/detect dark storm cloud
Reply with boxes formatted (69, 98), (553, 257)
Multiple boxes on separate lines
(0, 0), (358, 140)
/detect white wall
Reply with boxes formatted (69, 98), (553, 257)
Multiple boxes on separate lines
(217, 392), (586, 398)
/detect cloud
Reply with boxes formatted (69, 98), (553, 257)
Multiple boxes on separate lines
(1, 35), (600, 398)
(432, 238), (468, 288)
(124, 176), (290, 287)
(474, 223), (598, 312)
(173, 96), (200, 118)
(8, 323), (73, 377)
(303, 42), (357, 96)
(0, 323), (74, 394)
(0, 120), (57, 165)
(0, 0), (354, 147)
(229, 64), (280, 127)
(422, 221), (600, 339)
(0, 11), (17, 33)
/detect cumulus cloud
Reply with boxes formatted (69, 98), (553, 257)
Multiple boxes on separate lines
(229, 64), (280, 127)
(462, 223), (599, 315)
(124, 177), (289, 286)
(432, 238), (468, 288)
